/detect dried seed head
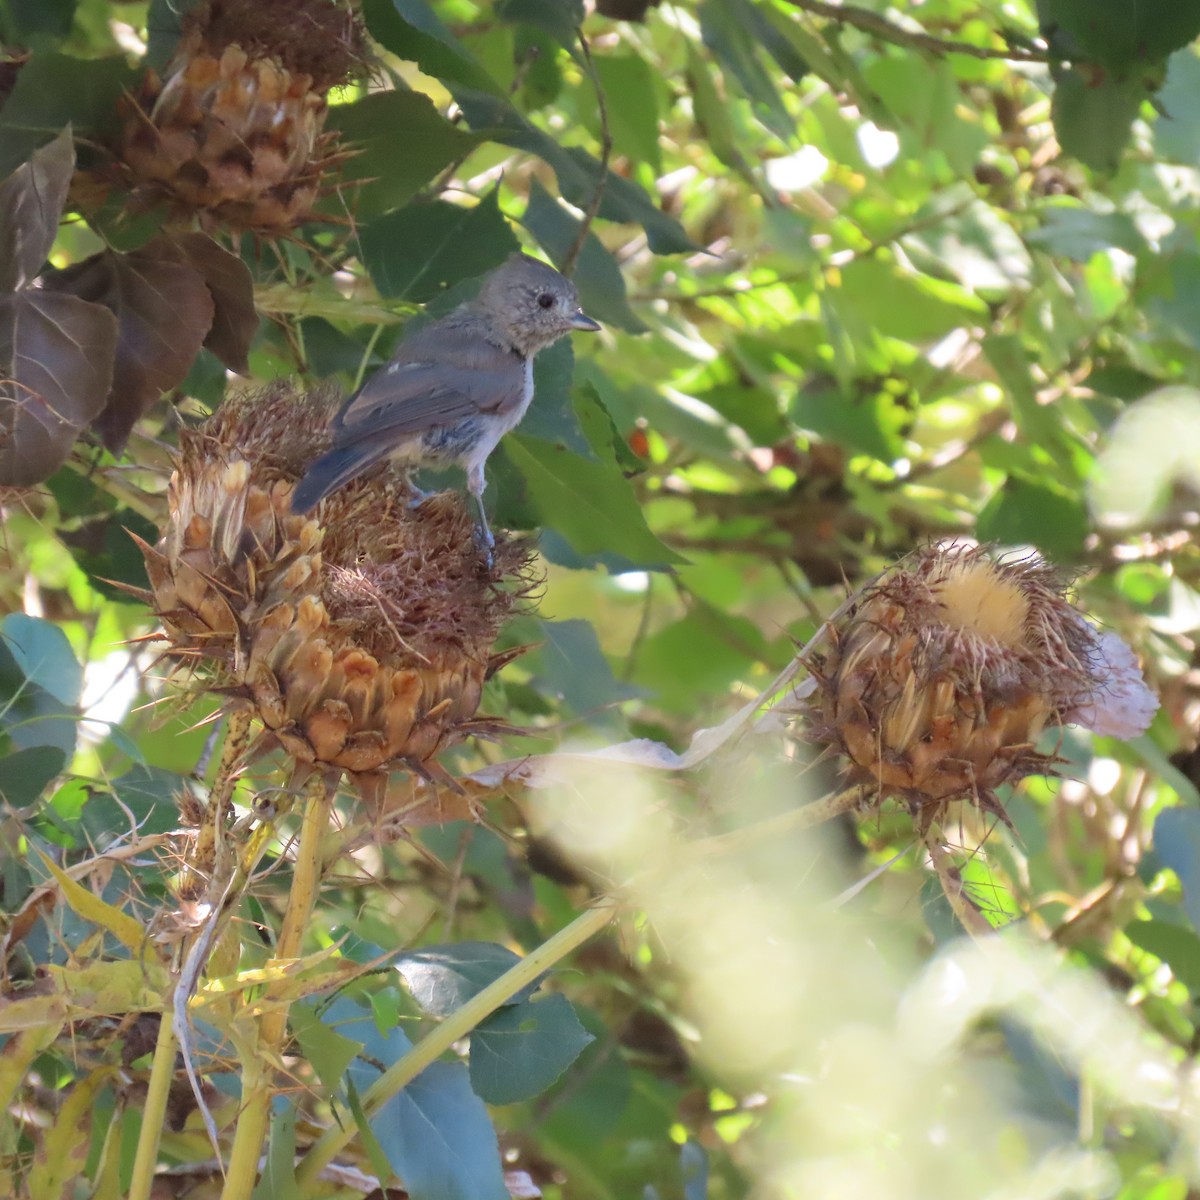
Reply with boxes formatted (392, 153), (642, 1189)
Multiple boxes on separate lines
(116, 0), (365, 231)
(139, 384), (536, 796)
(806, 543), (1157, 824)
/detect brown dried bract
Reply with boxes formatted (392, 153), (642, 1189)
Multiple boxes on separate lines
(805, 543), (1100, 826)
(137, 383), (537, 800)
(116, 0), (365, 231)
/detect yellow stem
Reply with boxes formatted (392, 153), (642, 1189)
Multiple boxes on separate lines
(220, 773), (336, 1200)
(126, 1000), (179, 1200)
(685, 785), (867, 860)
(293, 899), (617, 1194)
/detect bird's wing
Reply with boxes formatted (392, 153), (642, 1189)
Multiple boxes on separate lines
(335, 336), (527, 440)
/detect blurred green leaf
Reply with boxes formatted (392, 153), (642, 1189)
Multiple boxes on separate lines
(1038, 0), (1200, 72)
(1153, 809), (1200, 936)
(1051, 67), (1146, 174)
(977, 477), (1089, 559)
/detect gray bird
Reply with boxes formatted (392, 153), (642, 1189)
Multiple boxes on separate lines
(290, 254), (601, 547)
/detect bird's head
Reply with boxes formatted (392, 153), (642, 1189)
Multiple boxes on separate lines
(475, 253), (600, 356)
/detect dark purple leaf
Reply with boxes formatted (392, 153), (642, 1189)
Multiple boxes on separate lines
(146, 233), (257, 373)
(0, 127), (75, 293)
(0, 289), (117, 485)
(45, 246), (216, 452)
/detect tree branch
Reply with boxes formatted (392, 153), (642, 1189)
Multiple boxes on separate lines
(782, 0), (1049, 63)
(562, 31), (612, 277)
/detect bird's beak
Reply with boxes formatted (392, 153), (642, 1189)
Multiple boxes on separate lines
(570, 309), (601, 332)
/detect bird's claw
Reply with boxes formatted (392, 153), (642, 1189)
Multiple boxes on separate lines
(473, 522), (495, 569)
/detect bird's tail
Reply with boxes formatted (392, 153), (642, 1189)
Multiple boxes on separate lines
(290, 442), (388, 514)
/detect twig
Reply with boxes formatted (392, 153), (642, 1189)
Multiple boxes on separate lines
(926, 833), (995, 938)
(781, 0), (1048, 63)
(562, 31), (612, 277)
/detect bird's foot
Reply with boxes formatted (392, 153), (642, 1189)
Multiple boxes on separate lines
(473, 522), (496, 570)
(405, 483), (433, 508)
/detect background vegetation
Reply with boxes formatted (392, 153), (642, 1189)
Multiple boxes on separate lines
(2, 0), (1200, 1197)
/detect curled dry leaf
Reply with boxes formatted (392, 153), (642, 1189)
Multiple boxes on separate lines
(44, 248), (213, 452)
(0, 127), (74, 294)
(0, 290), (118, 486)
(43, 232), (257, 453)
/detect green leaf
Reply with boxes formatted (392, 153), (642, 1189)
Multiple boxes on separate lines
(520, 338), (590, 454)
(470, 993), (594, 1105)
(1038, 0), (1200, 72)
(251, 1099), (297, 1200)
(506, 434), (687, 568)
(325, 91), (483, 217)
(836, 258), (987, 341)
(0, 639), (77, 756)
(591, 54), (662, 174)
(1, 613), (81, 706)
(983, 334), (1082, 481)
(790, 380), (908, 463)
(3, 0), (77, 43)
(976, 477), (1089, 560)
(530, 618), (640, 716)
(291, 1004), (363, 1098)
(372, 1062), (508, 1200)
(449, 87), (698, 255)
(1155, 49), (1200, 163)
(0, 54), (136, 179)
(1026, 199), (1143, 262)
(699, 0), (794, 142)
(0, 745), (65, 806)
(340, 998), (508, 1200)
(631, 604), (767, 713)
(396, 942), (540, 1017)
(80, 767), (188, 846)
(358, 191), (520, 303)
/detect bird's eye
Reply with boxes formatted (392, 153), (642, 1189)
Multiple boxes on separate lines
(537, 292), (555, 309)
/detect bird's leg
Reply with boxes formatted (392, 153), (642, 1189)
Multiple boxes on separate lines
(467, 465), (494, 564)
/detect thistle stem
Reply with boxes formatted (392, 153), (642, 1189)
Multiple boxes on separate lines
(220, 773), (336, 1200)
(686, 785), (867, 860)
(126, 1001), (179, 1200)
(293, 899), (617, 1194)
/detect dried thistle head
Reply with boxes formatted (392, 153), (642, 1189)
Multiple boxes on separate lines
(805, 543), (1158, 826)
(116, 0), (366, 232)
(137, 383), (536, 799)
